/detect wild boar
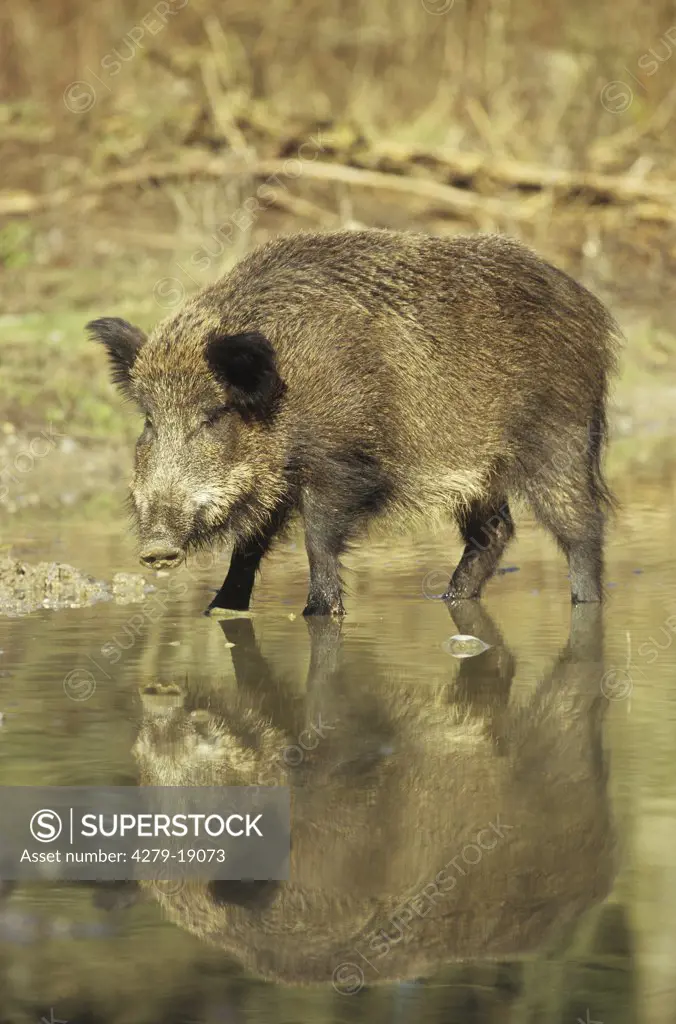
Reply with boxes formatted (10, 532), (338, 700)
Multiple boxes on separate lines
(88, 229), (621, 615)
(134, 604), (615, 986)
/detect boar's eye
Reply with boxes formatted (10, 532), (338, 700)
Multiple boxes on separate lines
(140, 414), (154, 440)
(201, 405), (231, 428)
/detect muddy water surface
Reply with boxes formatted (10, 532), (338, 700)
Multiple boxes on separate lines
(0, 497), (675, 1024)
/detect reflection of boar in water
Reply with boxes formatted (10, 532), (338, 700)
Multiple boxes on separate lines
(134, 605), (615, 986)
(88, 230), (620, 616)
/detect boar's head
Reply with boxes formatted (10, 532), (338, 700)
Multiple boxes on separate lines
(87, 313), (288, 569)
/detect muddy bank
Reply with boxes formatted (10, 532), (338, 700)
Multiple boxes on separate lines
(0, 558), (151, 617)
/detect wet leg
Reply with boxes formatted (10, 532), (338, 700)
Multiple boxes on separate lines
(208, 505), (290, 612)
(302, 494), (347, 617)
(444, 497), (514, 601)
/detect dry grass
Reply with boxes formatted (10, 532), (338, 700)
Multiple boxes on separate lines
(2, 1), (676, 338)
(3, 0), (676, 156)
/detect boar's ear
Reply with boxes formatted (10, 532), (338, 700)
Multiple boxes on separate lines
(86, 317), (147, 392)
(205, 331), (286, 421)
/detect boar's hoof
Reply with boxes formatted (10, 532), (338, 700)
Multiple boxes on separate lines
(302, 596), (345, 617)
(206, 595), (251, 614)
(440, 588), (481, 604)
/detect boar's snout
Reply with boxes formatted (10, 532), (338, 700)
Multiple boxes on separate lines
(139, 540), (184, 570)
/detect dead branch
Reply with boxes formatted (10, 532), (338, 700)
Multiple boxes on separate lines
(1, 147), (675, 225)
(0, 153), (546, 222)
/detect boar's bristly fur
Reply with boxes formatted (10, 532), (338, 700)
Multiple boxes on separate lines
(88, 229), (621, 614)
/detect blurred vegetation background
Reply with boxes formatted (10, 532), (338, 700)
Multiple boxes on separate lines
(1, 0), (676, 486)
(2, 0), (676, 308)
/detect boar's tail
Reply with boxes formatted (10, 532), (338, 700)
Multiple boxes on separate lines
(589, 404), (617, 515)
(590, 319), (622, 517)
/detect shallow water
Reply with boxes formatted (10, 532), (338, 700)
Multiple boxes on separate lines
(1, 499), (676, 1024)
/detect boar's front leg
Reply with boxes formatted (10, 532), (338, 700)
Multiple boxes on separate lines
(208, 505), (290, 613)
(300, 448), (392, 616)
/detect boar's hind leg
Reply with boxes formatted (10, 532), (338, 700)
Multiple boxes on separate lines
(208, 506), (290, 612)
(444, 498), (514, 601)
(524, 464), (604, 604)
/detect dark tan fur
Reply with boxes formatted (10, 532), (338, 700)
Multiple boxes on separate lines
(88, 230), (621, 614)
